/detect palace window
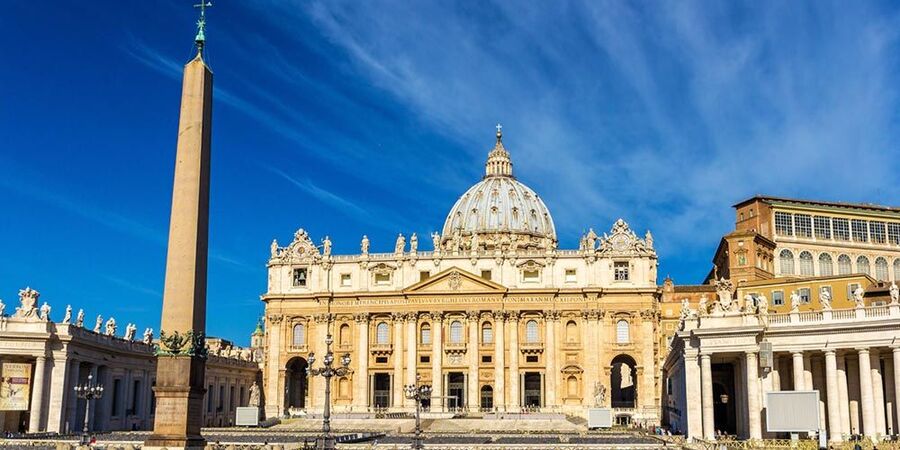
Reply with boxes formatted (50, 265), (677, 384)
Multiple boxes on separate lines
(481, 322), (493, 344)
(482, 355), (492, 363)
(775, 212), (793, 236)
(292, 323), (306, 347)
(895, 259), (900, 280)
(798, 288), (811, 304)
(813, 216), (831, 239)
(616, 320), (630, 343)
(875, 257), (889, 281)
(851, 219), (869, 242)
(614, 262), (629, 281)
(833, 218), (850, 241)
(292, 268), (307, 287)
(374, 272), (391, 286)
(522, 269), (540, 283)
(449, 320), (464, 344)
(375, 322), (390, 345)
(837, 254), (852, 275)
(420, 323), (431, 345)
(525, 320), (539, 343)
(772, 291), (784, 306)
(857, 256), (870, 275)
(870, 222), (886, 244)
(481, 270), (492, 280)
(779, 249), (795, 275)
(565, 269), (577, 283)
(419, 271), (430, 282)
(888, 223), (900, 245)
(794, 214), (812, 238)
(420, 355), (430, 364)
(847, 283), (860, 301)
(798, 251), (814, 276)
(526, 355), (539, 363)
(340, 273), (352, 287)
(818, 253), (833, 276)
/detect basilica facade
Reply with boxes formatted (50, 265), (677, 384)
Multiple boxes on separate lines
(260, 129), (662, 422)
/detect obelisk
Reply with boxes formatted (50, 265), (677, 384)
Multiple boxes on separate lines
(144, 4), (213, 450)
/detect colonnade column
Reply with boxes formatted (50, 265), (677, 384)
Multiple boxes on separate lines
(405, 313), (417, 408)
(871, 350), (887, 436)
(857, 348), (876, 438)
(792, 352), (805, 390)
(745, 352), (762, 439)
(28, 356), (47, 432)
(771, 355), (781, 391)
(65, 360), (81, 433)
(508, 312), (520, 411)
(493, 312), (505, 411)
(431, 313), (444, 411)
(466, 311), (480, 412)
(392, 313), (404, 409)
(824, 350), (842, 442)
(893, 347), (900, 438)
(837, 354), (851, 436)
(545, 312), (558, 409)
(700, 354), (715, 440)
(353, 313), (369, 410)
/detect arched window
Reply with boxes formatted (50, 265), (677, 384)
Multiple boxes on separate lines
(449, 320), (463, 344)
(857, 256), (870, 275)
(292, 323), (306, 347)
(616, 320), (630, 343)
(838, 255), (852, 275)
(525, 320), (539, 343)
(420, 323), (432, 345)
(818, 253), (833, 277)
(339, 323), (350, 346)
(481, 322), (493, 344)
(567, 376), (578, 396)
(798, 251), (814, 276)
(376, 322), (389, 345)
(779, 250), (795, 275)
(874, 257), (889, 281)
(894, 259), (900, 281)
(565, 320), (578, 343)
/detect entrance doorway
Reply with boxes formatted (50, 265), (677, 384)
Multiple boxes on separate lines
(447, 372), (465, 410)
(611, 354), (637, 408)
(285, 357), (308, 410)
(712, 363), (737, 436)
(373, 373), (391, 408)
(480, 385), (493, 411)
(523, 372), (542, 408)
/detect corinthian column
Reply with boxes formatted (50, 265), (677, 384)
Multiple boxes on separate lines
(405, 313), (417, 408)
(545, 312), (559, 409)
(353, 314), (369, 410)
(493, 312), (505, 411)
(467, 311), (480, 412)
(431, 313), (444, 411)
(508, 312), (520, 411)
(392, 313), (405, 409)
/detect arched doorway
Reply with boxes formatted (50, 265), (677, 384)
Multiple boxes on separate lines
(610, 354), (637, 408)
(285, 357), (308, 411)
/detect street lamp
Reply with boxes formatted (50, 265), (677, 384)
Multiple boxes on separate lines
(404, 376), (432, 450)
(73, 373), (104, 445)
(307, 330), (351, 450)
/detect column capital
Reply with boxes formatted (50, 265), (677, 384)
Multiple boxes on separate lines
(792, 350), (804, 357)
(354, 313), (369, 324)
(745, 351), (758, 360)
(465, 310), (481, 322)
(430, 312), (444, 322)
(506, 311), (521, 322)
(856, 347), (871, 355)
(699, 353), (712, 361)
(545, 311), (561, 321)
(491, 311), (506, 321)
(823, 348), (837, 356)
(404, 312), (418, 323)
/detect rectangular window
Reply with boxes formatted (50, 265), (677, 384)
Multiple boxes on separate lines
(888, 223), (900, 245)
(774, 212), (794, 236)
(813, 216), (831, 239)
(614, 262), (629, 281)
(772, 290), (784, 306)
(340, 273), (351, 287)
(480, 270), (492, 280)
(292, 268), (308, 287)
(870, 221), (886, 244)
(798, 287), (811, 304)
(851, 219), (869, 242)
(565, 269), (577, 283)
(833, 218), (850, 241)
(374, 273), (391, 285)
(481, 355), (492, 363)
(375, 356), (388, 364)
(419, 271), (430, 282)
(482, 326), (493, 344)
(420, 327), (431, 345)
(522, 269), (540, 283)
(794, 214), (812, 238)
(847, 283), (860, 301)
(525, 355), (539, 363)
(420, 355), (430, 364)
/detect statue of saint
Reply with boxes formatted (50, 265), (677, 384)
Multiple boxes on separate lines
(819, 289), (832, 310)
(586, 228), (597, 250)
(593, 382), (607, 407)
(124, 323), (137, 341)
(431, 232), (441, 251)
(620, 364), (633, 389)
(322, 236), (332, 256)
(698, 295), (708, 316)
(75, 309), (85, 327)
(39, 302), (51, 321)
(105, 317), (117, 336)
(743, 294), (756, 313)
(62, 305), (72, 324)
(645, 230), (654, 249)
(790, 291), (801, 312)
(93, 315), (103, 333)
(360, 235), (370, 254)
(890, 281), (899, 305)
(410, 233), (418, 254)
(756, 294), (768, 316)
(853, 286), (865, 308)
(0, 298), (5, 317)
(143, 328), (154, 345)
(248, 382), (261, 407)
(14, 287), (39, 319)
(394, 233), (405, 254)
(270, 239), (279, 258)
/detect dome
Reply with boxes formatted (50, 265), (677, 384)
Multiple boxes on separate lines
(440, 127), (557, 252)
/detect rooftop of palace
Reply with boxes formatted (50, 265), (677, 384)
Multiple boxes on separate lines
(734, 195), (900, 215)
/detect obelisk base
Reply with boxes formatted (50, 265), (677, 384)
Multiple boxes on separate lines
(144, 356), (207, 450)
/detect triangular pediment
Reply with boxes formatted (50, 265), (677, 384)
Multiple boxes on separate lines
(404, 267), (507, 294)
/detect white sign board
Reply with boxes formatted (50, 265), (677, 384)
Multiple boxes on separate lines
(765, 391), (820, 432)
(587, 408), (613, 428)
(235, 407), (260, 426)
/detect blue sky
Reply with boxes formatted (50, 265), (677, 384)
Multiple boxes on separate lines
(1, 1), (899, 344)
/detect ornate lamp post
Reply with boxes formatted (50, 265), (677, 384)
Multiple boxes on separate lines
(73, 373), (104, 445)
(307, 334), (351, 450)
(404, 376), (432, 450)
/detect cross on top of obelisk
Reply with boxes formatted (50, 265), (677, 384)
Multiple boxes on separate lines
(193, 1), (212, 54)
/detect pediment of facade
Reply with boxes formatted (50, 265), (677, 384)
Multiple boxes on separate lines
(403, 267), (507, 294)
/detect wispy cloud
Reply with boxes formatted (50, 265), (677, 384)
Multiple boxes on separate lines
(101, 274), (162, 299)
